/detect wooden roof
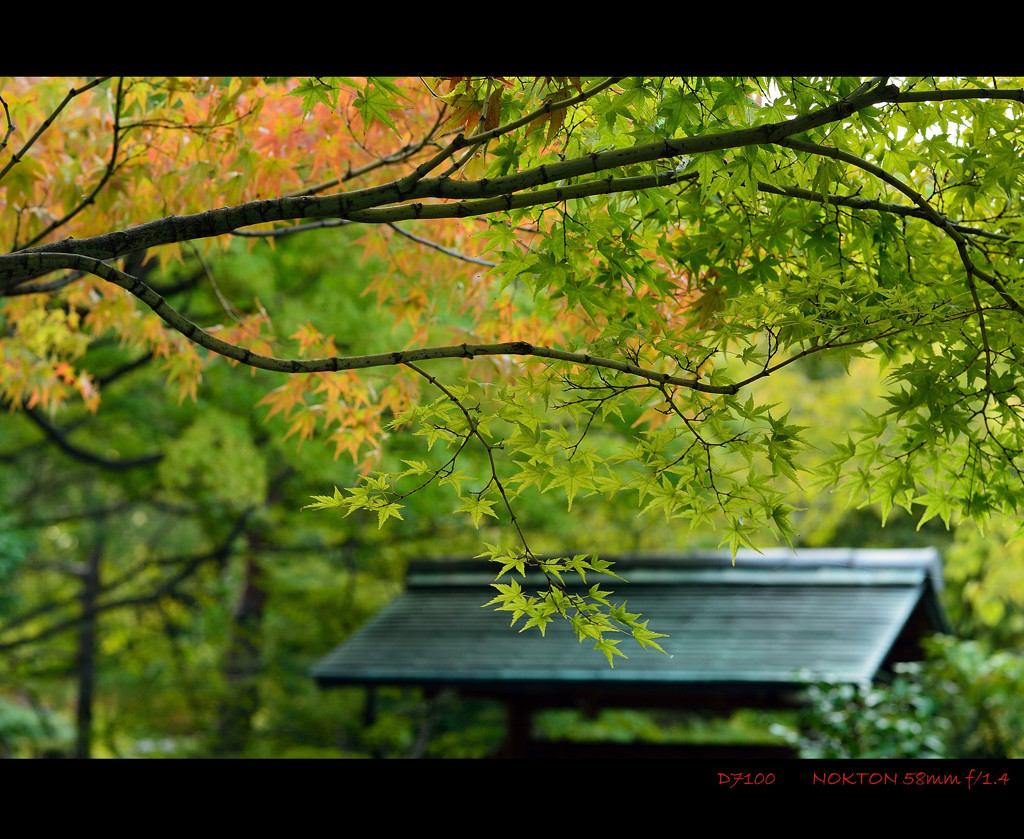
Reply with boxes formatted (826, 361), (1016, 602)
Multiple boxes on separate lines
(310, 548), (952, 700)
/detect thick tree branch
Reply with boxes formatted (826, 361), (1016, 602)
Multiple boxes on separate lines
(890, 87), (1024, 105)
(9, 254), (736, 393)
(0, 81), (902, 290)
(6, 80), (1019, 294)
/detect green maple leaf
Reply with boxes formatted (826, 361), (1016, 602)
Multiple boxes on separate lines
(456, 495), (498, 528)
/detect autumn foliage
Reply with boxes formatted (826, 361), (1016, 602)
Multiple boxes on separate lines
(2, 77), (683, 468)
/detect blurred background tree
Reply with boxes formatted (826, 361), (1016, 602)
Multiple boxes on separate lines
(0, 226), (692, 757)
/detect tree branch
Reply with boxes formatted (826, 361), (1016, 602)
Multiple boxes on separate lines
(0, 93), (13, 157)
(14, 403), (163, 471)
(6, 253), (737, 393)
(0, 487), (263, 653)
(777, 136), (1024, 317)
(0, 77), (111, 183)
(755, 181), (1015, 242)
(0, 81), (901, 289)
(20, 78), (127, 249)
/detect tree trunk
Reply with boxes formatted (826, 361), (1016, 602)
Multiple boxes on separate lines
(212, 550), (267, 755)
(74, 537), (103, 759)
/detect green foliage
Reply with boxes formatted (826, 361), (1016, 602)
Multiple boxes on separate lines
(924, 636), (1024, 758)
(290, 77), (412, 136)
(799, 637), (1024, 759)
(159, 409), (268, 513)
(0, 694), (73, 758)
(479, 547), (666, 665)
(798, 666), (949, 759)
(354, 690), (504, 759)
(943, 516), (1024, 642)
(534, 707), (797, 748)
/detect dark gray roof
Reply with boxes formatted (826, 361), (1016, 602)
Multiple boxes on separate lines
(310, 548), (952, 692)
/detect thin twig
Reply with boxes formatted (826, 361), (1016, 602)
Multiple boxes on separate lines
(0, 77), (111, 183)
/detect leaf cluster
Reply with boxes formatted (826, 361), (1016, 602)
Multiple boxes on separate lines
(479, 545), (666, 666)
